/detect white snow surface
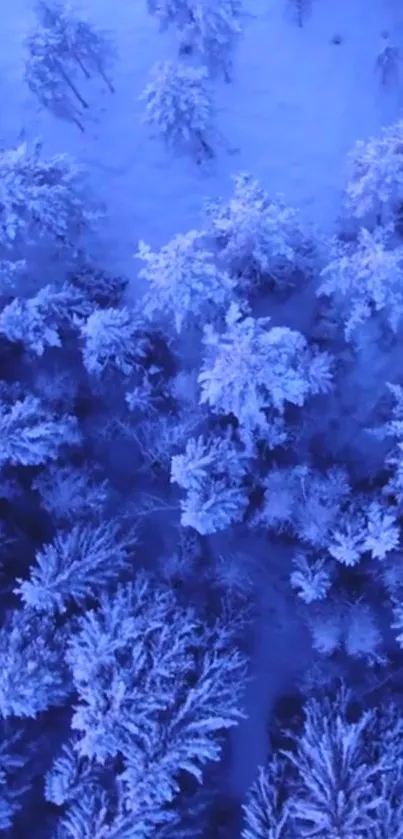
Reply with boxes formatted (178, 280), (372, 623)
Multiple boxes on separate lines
(1, 0), (403, 284)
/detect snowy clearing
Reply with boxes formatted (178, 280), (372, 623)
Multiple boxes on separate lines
(1, 0), (402, 282)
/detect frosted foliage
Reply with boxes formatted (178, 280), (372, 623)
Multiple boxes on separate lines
(147, 0), (192, 28)
(34, 0), (117, 85)
(80, 307), (144, 377)
(25, 1), (116, 132)
(66, 575), (246, 818)
(362, 501), (400, 560)
(318, 227), (403, 338)
(171, 433), (248, 534)
(308, 602), (344, 655)
(134, 412), (202, 474)
(328, 507), (367, 566)
(178, 0), (243, 82)
(367, 773), (403, 839)
(0, 140), (99, 253)
(371, 383), (403, 503)
(290, 553), (334, 604)
(205, 173), (316, 291)
(0, 395), (81, 467)
(45, 741), (94, 806)
(241, 759), (292, 839)
(256, 466), (350, 547)
(15, 521), (134, 615)
(346, 120), (403, 224)
(137, 230), (235, 333)
(199, 304), (332, 445)
(309, 601), (384, 663)
(344, 602), (384, 664)
(329, 499), (399, 565)
(0, 284), (89, 355)
(0, 611), (70, 718)
(141, 61), (215, 161)
(53, 789), (110, 839)
(0, 732), (27, 830)
(285, 693), (381, 838)
(33, 465), (109, 522)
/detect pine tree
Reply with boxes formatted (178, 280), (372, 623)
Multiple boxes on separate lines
(199, 303), (332, 450)
(284, 689), (383, 838)
(345, 120), (403, 225)
(177, 0), (243, 82)
(0, 394), (81, 467)
(15, 520), (135, 615)
(33, 464), (110, 523)
(369, 383), (403, 505)
(137, 230), (235, 333)
(24, 0), (117, 130)
(0, 283), (90, 356)
(141, 61), (215, 162)
(171, 432), (249, 534)
(79, 306), (148, 378)
(241, 757), (293, 839)
(205, 173), (317, 294)
(0, 609), (71, 718)
(318, 227), (403, 339)
(0, 140), (101, 257)
(290, 553), (334, 604)
(66, 575), (247, 798)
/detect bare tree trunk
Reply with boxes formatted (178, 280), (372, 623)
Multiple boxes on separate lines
(58, 64), (89, 109)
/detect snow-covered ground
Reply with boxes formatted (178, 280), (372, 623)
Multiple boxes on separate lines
(1, 0), (402, 282)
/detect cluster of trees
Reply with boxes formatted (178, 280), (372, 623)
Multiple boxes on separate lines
(4, 0), (403, 837)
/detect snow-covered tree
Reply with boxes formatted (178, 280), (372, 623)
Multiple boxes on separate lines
(171, 432), (248, 534)
(284, 689), (382, 838)
(178, 0), (243, 82)
(15, 520), (135, 615)
(24, 0), (116, 130)
(141, 61), (215, 161)
(254, 466), (349, 546)
(362, 500), (400, 560)
(68, 259), (128, 308)
(327, 503), (367, 567)
(33, 464), (110, 523)
(0, 609), (71, 718)
(45, 739), (102, 809)
(137, 230), (236, 333)
(146, 0), (192, 28)
(375, 31), (401, 88)
(66, 573), (247, 828)
(0, 394), (81, 467)
(0, 283), (90, 356)
(79, 306), (149, 378)
(242, 757), (292, 839)
(328, 493), (398, 565)
(345, 120), (403, 226)
(290, 553), (334, 604)
(369, 383), (403, 505)
(318, 226), (403, 340)
(132, 410), (203, 475)
(308, 598), (385, 664)
(343, 601), (385, 664)
(199, 303), (333, 449)
(0, 140), (101, 257)
(148, 0), (244, 81)
(308, 601), (344, 656)
(205, 173), (319, 294)
(0, 729), (30, 831)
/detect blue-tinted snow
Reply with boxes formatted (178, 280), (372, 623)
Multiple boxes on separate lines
(1, 0), (402, 285)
